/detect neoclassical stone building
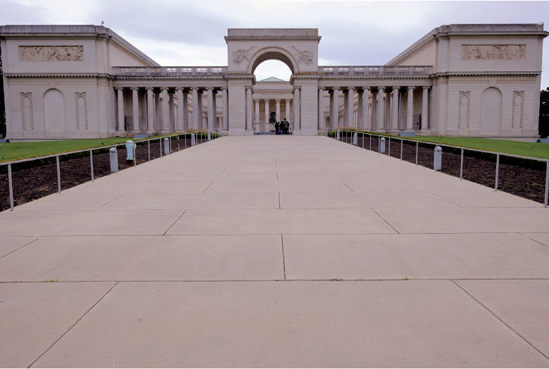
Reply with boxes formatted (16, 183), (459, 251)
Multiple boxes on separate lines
(0, 24), (547, 140)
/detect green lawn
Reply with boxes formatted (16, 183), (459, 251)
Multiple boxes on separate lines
(340, 129), (549, 160)
(0, 136), (174, 163)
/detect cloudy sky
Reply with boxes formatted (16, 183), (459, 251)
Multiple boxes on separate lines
(2, 0), (549, 88)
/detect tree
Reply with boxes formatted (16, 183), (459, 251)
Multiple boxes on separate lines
(540, 89), (549, 138)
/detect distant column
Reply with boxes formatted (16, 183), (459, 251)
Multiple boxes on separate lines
(391, 86), (400, 131)
(192, 87), (199, 130)
(293, 87), (300, 132)
(362, 87), (370, 131)
(246, 87), (253, 132)
(155, 89), (161, 131)
(146, 87), (154, 134)
(182, 89), (189, 131)
(264, 99), (269, 124)
(207, 87), (215, 130)
(331, 87), (339, 129)
(407, 86), (414, 131)
(176, 87), (184, 132)
(377, 87), (385, 131)
(132, 87), (140, 133)
(345, 87), (354, 127)
(422, 86), (429, 131)
(161, 87), (170, 134)
(116, 87), (125, 134)
(255, 99), (259, 123)
(276, 99), (281, 122)
(168, 90), (175, 132)
(285, 99), (290, 121)
(318, 88), (325, 131)
(222, 87), (228, 130)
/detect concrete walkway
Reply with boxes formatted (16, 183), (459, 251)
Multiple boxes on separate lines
(1, 136), (549, 367)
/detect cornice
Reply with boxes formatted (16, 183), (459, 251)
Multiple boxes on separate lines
(225, 36), (321, 43)
(5, 73), (113, 79)
(432, 71), (541, 78)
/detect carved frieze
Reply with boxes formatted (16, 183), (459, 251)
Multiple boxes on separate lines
(19, 46), (84, 61)
(75, 92), (88, 130)
(20, 92), (33, 131)
(461, 44), (525, 60)
(292, 46), (313, 65)
(233, 47), (254, 65)
(458, 91), (470, 129)
(512, 91), (525, 129)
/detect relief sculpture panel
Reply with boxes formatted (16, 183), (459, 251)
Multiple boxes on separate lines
(461, 44), (525, 60)
(19, 46), (84, 61)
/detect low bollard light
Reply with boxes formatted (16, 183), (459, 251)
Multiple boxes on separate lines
(125, 141), (135, 164)
(353, 133), (357, 146)
(109, 147), (118, 173)
(337, 130), (340, 140)
(217, 129), (221, 138)
(163, 137), (170, 155)
(191, 133), (196, 146)
(434, 146), (442, 171)
(207, 131), (211, 141)
(380, 137), (386, 153)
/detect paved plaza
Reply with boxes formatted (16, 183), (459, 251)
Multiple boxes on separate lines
(1, 136), (549, 367)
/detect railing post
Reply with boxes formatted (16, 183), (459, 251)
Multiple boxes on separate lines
(495, 154), (500, 192)
(160, 139), (163, 158)
(545, 161), (548, 208)
(400, 139), (403, 160)
(416, 142), (418, 165)
(460, 148), (464, 180)
(8, 163), (14, 211)
(177, 135), (180, 151)
(148, 140), (150, 162)
(90, 150), (94, 182)
(56, 155), (61, 194)
(388, 137), (391, 156)
(362, 133), (364, 148)
(369, 134), (372, 150)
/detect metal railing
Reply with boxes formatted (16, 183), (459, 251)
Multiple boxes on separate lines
(0, 130), (222, 212)
(319, 65), (433, 76)
(330, 129), (549, 208)
(112, 66), (228, 78)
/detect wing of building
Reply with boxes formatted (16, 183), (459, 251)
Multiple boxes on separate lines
(1, 24), (547, 141)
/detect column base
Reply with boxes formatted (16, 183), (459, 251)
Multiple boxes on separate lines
(160, 131), (172, 136)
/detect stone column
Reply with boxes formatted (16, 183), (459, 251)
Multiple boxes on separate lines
(222, 87), (228, 130)
(182, 89), (189, 131)
(293, 87), (300, 132)
(345, 87), (354, 127)
(275, 99), (281, 122)
(422, 86), (429, 131)
(391, 86), (400, 132)
(146, 87), (154, 134)
(192, 88), (199, 130)
(377, 87), (385, 131)
(285, 99), (290, 121)
(362, 87), (370, 131)
(132, 87), (140, 133)
(407, 86), (414, 131)
(207, 87), (215, 130)
(254, 99), (259, 123)
(212, 89), (217, 129)
(246, 87), (253, 132)
(161, 87), (170, 134)
(155, 89), (161, 132)
(176, 87), (184, 132)
(168, 90), (175, 132)
(116, 87), (125, 134)
(264, 99), (269, 124)
(331, 87), (339, 129)
(318, 88), (325, 131)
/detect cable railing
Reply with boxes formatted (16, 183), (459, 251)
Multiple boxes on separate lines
(0, 130), (224, 212)
(328, 129), (549, 207)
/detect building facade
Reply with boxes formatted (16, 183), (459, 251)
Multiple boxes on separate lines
(1, 24), (547, 141)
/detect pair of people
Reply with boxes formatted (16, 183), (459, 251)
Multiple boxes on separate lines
(275, 119), (290, 135)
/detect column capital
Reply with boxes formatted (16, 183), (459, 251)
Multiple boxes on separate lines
(115, 87), (124, 91)
(130, 87), (139, 91)
(422, 86), (430, 90)
(175, 87), (184, 92)
(332, 86), (339, 91)
(378, 86), (386, 90)
(392, 86), (400, 91)
(362, 86), (370, 91)
(160, 87), (169, 91)
(346, 86), (355, 91)
(145, 87), (154, 91)
(206, 86), (214, 91)
(275, 98), (281, 102)
(407, 86), (415, 90)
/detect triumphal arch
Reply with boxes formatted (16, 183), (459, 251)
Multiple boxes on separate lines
(0, 24), (547, 140)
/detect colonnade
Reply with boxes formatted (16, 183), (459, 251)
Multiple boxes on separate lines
(320, 86), (430, 133)
(253, 98), (293, 123)
(115, 86), (228, 135)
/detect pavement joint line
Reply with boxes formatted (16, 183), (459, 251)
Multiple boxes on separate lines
(93, 193), (127, 211)
(162, 210), (187, 236)
(451, 280), (549, 362)
(27, 281), (119, 368)
(370, 209), (400, 234)
(278, 193), (281, 209)
(0, 238), (39, 259)
(281, 234), (286, 280)
(517, 232), (549, 250)
(340, 180), (354, 193)
(220, 166), (228, 174)
(2, 278), (549, 284)
(426, 190), (463, 208)
(202, 181), (214, 193)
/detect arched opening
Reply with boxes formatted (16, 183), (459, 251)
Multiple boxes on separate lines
(44, 89), (66, 133)
(253, 59), (294, 133)
(480, 87), (502, 132)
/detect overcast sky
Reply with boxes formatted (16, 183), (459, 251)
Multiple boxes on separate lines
(2, 0), (548, 88)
